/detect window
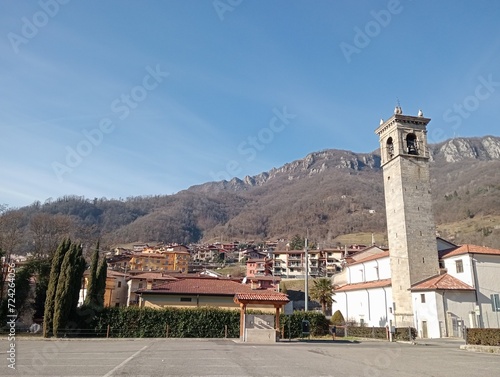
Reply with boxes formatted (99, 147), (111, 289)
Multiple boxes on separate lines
(117, 281), (122, 288)
(491, 294), (500, 312)
(420, 294), (426, 303)
(138, 282), (143, 289)
(180, 297), (192, 302)
(455, 259), (464, 273)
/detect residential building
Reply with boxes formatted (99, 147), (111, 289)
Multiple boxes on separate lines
(127, 272), (177, 306)
(79, 269), (129, 308)
(246, 258), (272, 277)
(137, 276), (287, 312)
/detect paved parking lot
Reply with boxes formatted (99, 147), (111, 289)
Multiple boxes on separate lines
(2, 338), (499, 377)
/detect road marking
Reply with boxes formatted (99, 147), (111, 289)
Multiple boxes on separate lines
(102, 345), (150, 377)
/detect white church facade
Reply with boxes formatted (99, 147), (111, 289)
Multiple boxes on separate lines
(331, 108), (500, 338)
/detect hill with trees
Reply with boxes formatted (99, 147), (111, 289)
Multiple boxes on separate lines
(1, 136), (500, 255)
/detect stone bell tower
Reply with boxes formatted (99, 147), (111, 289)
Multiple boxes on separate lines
(375, 107), (440, 328)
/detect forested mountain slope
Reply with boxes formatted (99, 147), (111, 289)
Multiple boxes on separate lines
(2, 136), (500, 255)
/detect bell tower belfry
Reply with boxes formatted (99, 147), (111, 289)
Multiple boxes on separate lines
(375, 107), (440, 328)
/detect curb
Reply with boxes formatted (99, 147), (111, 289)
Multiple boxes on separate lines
(460, 344), (500, 355)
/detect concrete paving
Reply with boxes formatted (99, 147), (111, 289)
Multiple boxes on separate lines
(2, 337), (499, 377)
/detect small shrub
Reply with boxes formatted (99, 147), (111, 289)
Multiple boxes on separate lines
(467, 328), (500, 346)
(331, 310), (345, 325)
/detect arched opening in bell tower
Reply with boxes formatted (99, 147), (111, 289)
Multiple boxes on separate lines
(386, 137), (394, 160)
(406, 133), (418, 155)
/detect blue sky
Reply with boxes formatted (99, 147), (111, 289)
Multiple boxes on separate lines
(1, 0), (499, 208)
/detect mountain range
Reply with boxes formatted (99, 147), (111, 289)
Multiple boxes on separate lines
(2, 136), (500, 255)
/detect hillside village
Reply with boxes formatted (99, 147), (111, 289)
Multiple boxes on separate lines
(82, 239), (362, 308)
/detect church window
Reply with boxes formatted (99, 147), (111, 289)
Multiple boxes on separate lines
(406, 133), (418, 155)
(420, 294), (426, 303)
(455, 259), (464, 273)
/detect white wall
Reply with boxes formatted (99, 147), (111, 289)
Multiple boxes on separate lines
(348, 256), (390, 284)
(412, 291), (441, 338)
(475, 254), (500, 328)
(443, 255), (474, 287)
(333, 287), (392, 327)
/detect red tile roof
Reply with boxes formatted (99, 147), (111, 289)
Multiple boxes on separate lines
(245, 276), (281, 282)
(234, 292), (289, 303)
(348, 251), (390, 266)
(335, 278), (392, 292)
(441, 244), (500, 258)
(411, 273), (475, 291)
(131, 272), (177, 280)
(141, 277), (265, 296)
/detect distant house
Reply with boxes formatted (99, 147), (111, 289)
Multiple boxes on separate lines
(128, 249), (189, 273)
(244, 275), (280, 291)
(79, 269), (129, 308)
(199, 269), (223, 278)
(239, 247), (267, 262)
(246, 258), (273, 277)
(127, 272), (177, 306)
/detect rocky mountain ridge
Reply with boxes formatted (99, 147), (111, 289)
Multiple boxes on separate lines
(190, 136), (500, 193)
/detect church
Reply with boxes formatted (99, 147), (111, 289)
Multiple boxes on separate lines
(331, 108), (500, 338)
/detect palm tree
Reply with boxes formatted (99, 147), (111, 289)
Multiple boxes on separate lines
(310, 277), (335, 315)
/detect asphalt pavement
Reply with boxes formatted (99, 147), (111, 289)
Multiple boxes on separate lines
(1, 337), (498, 377)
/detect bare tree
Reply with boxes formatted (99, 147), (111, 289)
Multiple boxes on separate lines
(0, 210), (24, 257)
(30, 213), (74, 258)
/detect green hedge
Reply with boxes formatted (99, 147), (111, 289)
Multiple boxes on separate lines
(68, 306), (330, 339)
(466, 328), (500, 346)
(393, 327), (417, 341)
(94, 307), (240, 338)
(343, 326), (387, 339)
(279, 311), (330, 338)
(339, 326), (416, 341)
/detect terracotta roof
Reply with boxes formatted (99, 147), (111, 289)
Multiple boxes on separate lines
(245, 276), (281, 282)
(348, 251), (390, 266)
(234, 292), (289, 303)
(441, 244), (500, 258)
(411, 273), (475, 291)
(87, 269), (128, 278)
(140, 277), (260, 295)
(246, 258), (269, 263)
(335, 278), (392, 292)
(131, 272), (177, 280)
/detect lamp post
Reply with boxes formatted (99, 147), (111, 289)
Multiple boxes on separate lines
(304, 238), (308, 312)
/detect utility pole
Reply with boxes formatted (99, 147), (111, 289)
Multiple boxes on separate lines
(304, 237), (309, 312)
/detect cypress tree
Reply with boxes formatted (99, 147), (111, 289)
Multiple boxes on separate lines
(43, 239), (70, 338)
(95, 258), (108, 308)
(53, 242), (85, 337)
(83, 241), (100, 307)
(69, 244), (86, 322)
